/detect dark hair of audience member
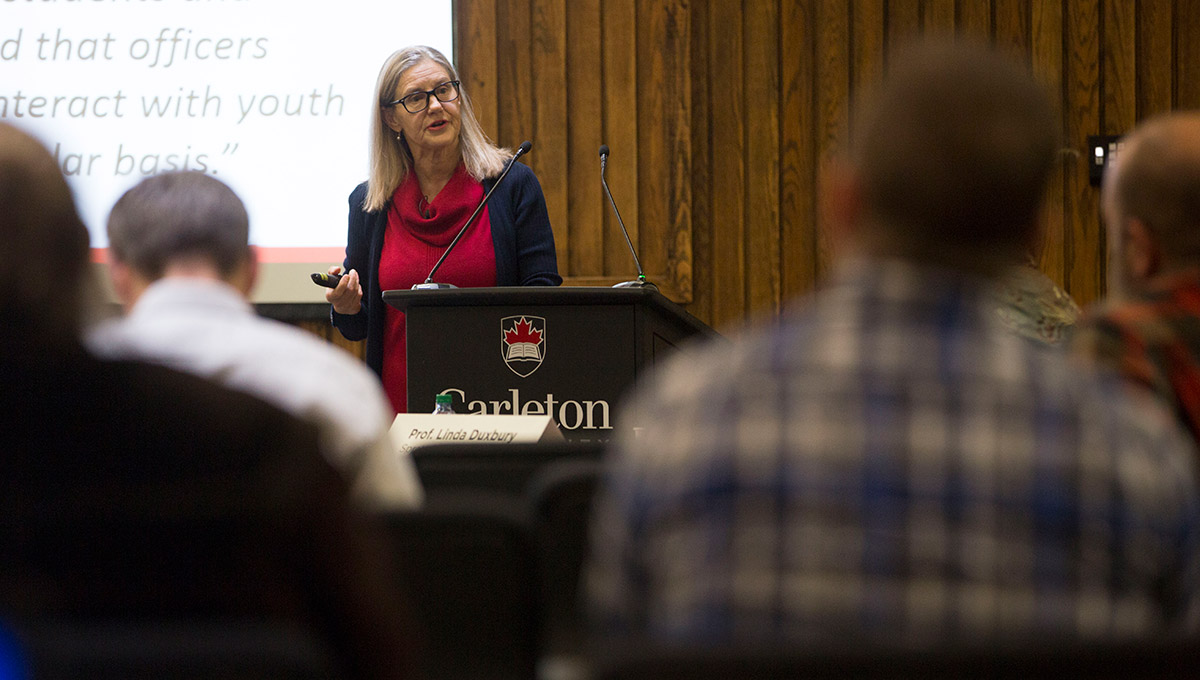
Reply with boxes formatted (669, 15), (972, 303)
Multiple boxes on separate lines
(107, 171), (250, 280)
(0, 123), (90, 338)
(850, 39), (1059, 274)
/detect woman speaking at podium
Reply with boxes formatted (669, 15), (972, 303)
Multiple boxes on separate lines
(326, 45), (561, 414)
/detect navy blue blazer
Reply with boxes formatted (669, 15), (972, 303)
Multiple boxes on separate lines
(331, 161), (561, 376)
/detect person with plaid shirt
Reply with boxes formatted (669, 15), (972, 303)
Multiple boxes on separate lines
(1072, 113), (1200, 447)
(586, 42), (1200, 644)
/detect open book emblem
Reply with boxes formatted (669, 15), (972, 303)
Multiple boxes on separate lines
(501, 315), (546, 377)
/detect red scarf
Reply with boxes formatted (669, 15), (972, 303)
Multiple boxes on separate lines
(377, 164), (497, 413)
(392, 163), (483, 245)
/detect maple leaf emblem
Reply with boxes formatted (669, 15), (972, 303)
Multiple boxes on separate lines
(504, 317), (543, 345)
(500, 315), (546, 377)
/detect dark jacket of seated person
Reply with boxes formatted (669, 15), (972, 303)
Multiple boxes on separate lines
(0, 330), (417, 679)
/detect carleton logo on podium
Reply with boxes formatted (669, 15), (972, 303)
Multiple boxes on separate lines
(501, 315), (546, 377)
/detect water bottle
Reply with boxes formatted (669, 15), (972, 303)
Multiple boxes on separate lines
(433, 393), (455, 415)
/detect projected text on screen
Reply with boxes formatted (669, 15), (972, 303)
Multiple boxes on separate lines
(1, 0), (453, 266)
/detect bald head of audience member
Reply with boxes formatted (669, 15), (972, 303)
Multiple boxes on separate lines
(1104, 113), (1200, 297)
(835, 40), (1058, 276)
(106, 171), (256, 310)
(0, 123), (90, 337)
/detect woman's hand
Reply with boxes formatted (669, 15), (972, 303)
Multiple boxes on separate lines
(325, 266), (363, 315)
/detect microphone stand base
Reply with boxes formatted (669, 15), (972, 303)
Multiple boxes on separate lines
(612, 280), (657, 290)
(411, 282), (459, 290)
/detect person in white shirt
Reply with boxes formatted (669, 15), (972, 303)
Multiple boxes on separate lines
(90, 171), (422, 509)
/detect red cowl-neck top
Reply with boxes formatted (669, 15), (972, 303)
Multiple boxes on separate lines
(377, 163), (497, 413)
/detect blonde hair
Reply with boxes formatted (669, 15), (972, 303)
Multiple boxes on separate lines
(364, 45), (510, 212)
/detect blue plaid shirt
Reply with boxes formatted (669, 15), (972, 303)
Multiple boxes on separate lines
(587, 259), (1200, 643)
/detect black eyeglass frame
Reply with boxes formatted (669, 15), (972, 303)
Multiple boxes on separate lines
(384, 80), (462, 114)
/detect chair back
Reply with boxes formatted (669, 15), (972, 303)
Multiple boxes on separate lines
(527, 459), (602, 661)
(14, 619), (343, 680)
(589, 638), (1200, 680)
(412, 442), (604, 500)
(382, 497), (540, 680)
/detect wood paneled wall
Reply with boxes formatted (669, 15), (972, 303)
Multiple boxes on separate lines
(456, 0), (694, 304)
(444, 0), (1200, 334)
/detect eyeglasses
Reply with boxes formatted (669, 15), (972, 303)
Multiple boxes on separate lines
(385, 80), (461, 114)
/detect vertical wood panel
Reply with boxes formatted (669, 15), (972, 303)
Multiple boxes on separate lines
(956, 0), (993, 39)
(1179, 0), (1200, 109)
(689, 0), (714, 323)
(815, 0), (850, 280)
(781, 0), (818, 302)
(887, 0), (923, 50)
(1138, 0), (1174, 117)
(664, 2), (693, 299)
(1065, 0), (1103, 305)
(924, 0), (958, 34)
(531, 0), (569, 271)
(710, 0), (747, 327)
(566, 0), (604, 277)
(602, 0), (639, 276)
(853, 0), (886, 124)
(455, 0), (499, 138)
(635, 1), (664, 277)
(1103, 0), (1136, 133)
(1031, 1), (1066, 292)
(635, 0), (691, 295)
(993, 0), (1030, 55)
(745, 0), (782, 318)
(496, 0), (533, 147)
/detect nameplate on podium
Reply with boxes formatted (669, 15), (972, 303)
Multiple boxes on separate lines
(389, 413), (565, 458)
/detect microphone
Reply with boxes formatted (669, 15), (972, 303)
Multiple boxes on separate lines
(599, 144), (653, 289)
(413, 141), (533, 290)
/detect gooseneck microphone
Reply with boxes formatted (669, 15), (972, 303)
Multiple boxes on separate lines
(599, 144), (654, 289)
(413, 140), (533, 290)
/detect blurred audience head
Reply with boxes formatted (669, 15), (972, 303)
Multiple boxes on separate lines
(0, 122), (91, 338)
(833, 39), (1058, 276)
(107, 171), (254, 303)
(1103, 112), (1200, 297)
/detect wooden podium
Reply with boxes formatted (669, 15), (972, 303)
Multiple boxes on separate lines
(383, 286), (718, 442)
